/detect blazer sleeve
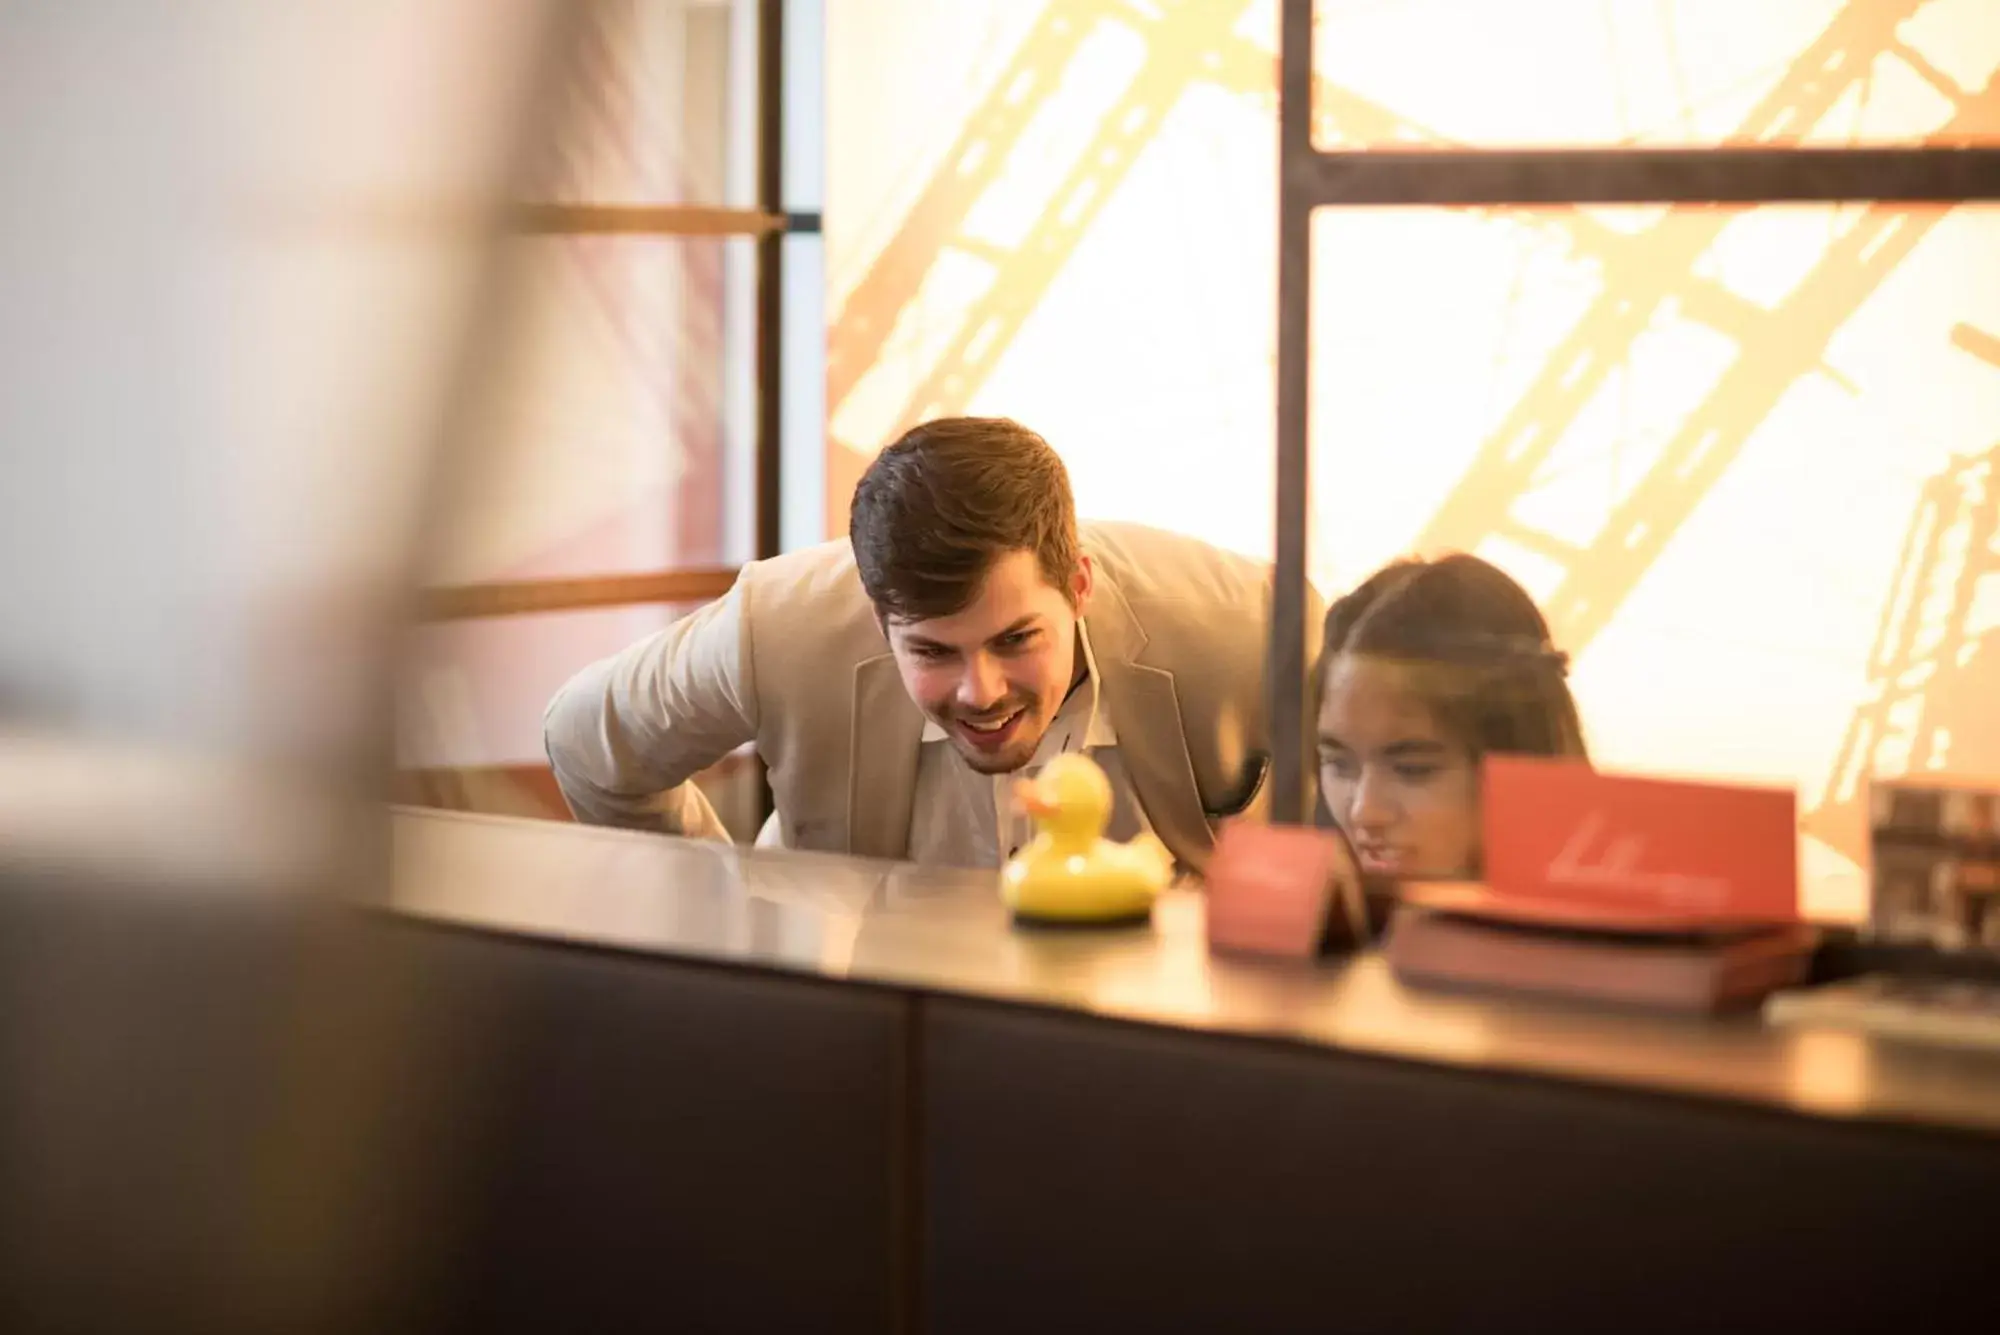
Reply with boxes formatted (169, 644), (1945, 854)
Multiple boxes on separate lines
(542, 577), (761, 836)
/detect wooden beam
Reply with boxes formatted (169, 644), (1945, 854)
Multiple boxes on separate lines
(418, 567), (740, 620)
(511, 204), (786, 236)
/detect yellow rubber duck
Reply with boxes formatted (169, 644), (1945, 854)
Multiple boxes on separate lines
(1002, 752), (1174, 926)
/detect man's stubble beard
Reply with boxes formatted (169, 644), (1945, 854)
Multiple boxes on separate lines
(955, 741), (1035, 776)
(948, 710), (1047, 776)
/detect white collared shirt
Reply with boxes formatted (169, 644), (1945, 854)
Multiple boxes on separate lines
(904, 622), (1153, 869)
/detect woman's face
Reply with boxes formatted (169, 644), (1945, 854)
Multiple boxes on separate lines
(1317, 654), (1480, 879)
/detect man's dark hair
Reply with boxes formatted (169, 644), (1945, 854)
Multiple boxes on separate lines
(849, 417), (1080, 622)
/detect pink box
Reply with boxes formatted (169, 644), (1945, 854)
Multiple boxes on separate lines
(1203, 822), (1346, 958)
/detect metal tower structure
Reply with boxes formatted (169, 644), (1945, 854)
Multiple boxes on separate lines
(1409, 0), (2000, 657)
(825, 0), (1997, 662)
(1808, 323), (2000, 862)
(816, 0), (2000, 819)
(825, 0), (1466, 456)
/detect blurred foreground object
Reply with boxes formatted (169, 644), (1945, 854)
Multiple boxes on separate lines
(0, 0), (562, 893)
(0, 4), (566, 1331)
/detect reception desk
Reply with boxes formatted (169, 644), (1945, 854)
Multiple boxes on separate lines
(376, 808), (2000, 1333)
(11, 804), (1997, 1332)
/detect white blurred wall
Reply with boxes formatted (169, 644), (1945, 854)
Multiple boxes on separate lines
(0, 0), (561, 881)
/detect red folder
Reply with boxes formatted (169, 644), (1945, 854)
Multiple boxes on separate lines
(1203, 822), (1345, 959)
(1406, 757), (1799, 931)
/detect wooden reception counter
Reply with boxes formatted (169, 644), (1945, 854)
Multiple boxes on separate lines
(377, 807), (2000, 1333)
(392, 807), (2000, 1135)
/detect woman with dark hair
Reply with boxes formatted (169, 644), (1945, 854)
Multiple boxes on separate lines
(1316, 553), (1587, 880)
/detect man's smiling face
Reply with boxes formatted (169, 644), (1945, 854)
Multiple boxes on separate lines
(884, 549), (1093, 775)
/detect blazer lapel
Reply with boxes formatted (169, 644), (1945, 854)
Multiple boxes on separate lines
(846, 652), (924, 859)
(1086, 573), (1215, 867)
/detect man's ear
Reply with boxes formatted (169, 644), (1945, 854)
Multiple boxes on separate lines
(1070, 554), (1095, 614)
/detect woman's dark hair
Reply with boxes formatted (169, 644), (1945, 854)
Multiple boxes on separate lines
(1319, 553), (1587, 761)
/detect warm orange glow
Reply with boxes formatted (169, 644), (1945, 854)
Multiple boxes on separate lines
(399, 2), (759, 776)
(827, 0), (2000, 917)
(426, 1), (759, 592)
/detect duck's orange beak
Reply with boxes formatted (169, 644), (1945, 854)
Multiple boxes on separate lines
(1013, 778), (1054, 818)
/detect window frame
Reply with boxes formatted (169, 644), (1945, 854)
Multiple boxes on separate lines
(1265, 0), (2000, 824)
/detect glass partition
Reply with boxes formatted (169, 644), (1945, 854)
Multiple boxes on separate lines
(1309, 0), (2000, 152)
(396, 0), (789, 829)
(826, 0), (2000, 909)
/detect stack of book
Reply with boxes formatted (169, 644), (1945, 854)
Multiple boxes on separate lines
(1386, 903), (1816, 1014)
(1384, 758), (1812, 1014)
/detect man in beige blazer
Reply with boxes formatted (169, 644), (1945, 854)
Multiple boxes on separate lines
(545, 417), (1319, 873)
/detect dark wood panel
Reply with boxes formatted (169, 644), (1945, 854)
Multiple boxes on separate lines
(923, 997), (2000, 1335)
(398, 925), (906, 1334)
(0, 886), (908, 1334)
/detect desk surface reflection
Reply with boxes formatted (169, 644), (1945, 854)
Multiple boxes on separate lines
(391, 806), (2000, 1139)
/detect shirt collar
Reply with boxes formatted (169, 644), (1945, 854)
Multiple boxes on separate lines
(918, 620), (1118, 748)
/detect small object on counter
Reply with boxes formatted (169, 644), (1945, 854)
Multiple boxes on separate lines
(1381, 761), (1812, 1011)
(1203, 820), (1389, 959)
(1766, 975), (2000, 1050)
(1386, 906), (1817, 1014)
(1866, 776), (2000, 962)
(1478, 756), (1800, 929)
(1002, 753), (1171, 926)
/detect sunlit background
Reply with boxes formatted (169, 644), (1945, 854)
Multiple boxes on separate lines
(382, 0), (2000, 921)
(823, 0), (2000, 916)
(13, 8), (1998, 1325)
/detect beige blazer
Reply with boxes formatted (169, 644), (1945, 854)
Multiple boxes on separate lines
(544, 521), (1321, 871)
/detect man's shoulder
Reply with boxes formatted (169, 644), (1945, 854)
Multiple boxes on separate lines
(738, 536), (861, 595)
(735, 537), (886, 661)
(1082, 520), (1272, 617)
(735, 537), (871, 620)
